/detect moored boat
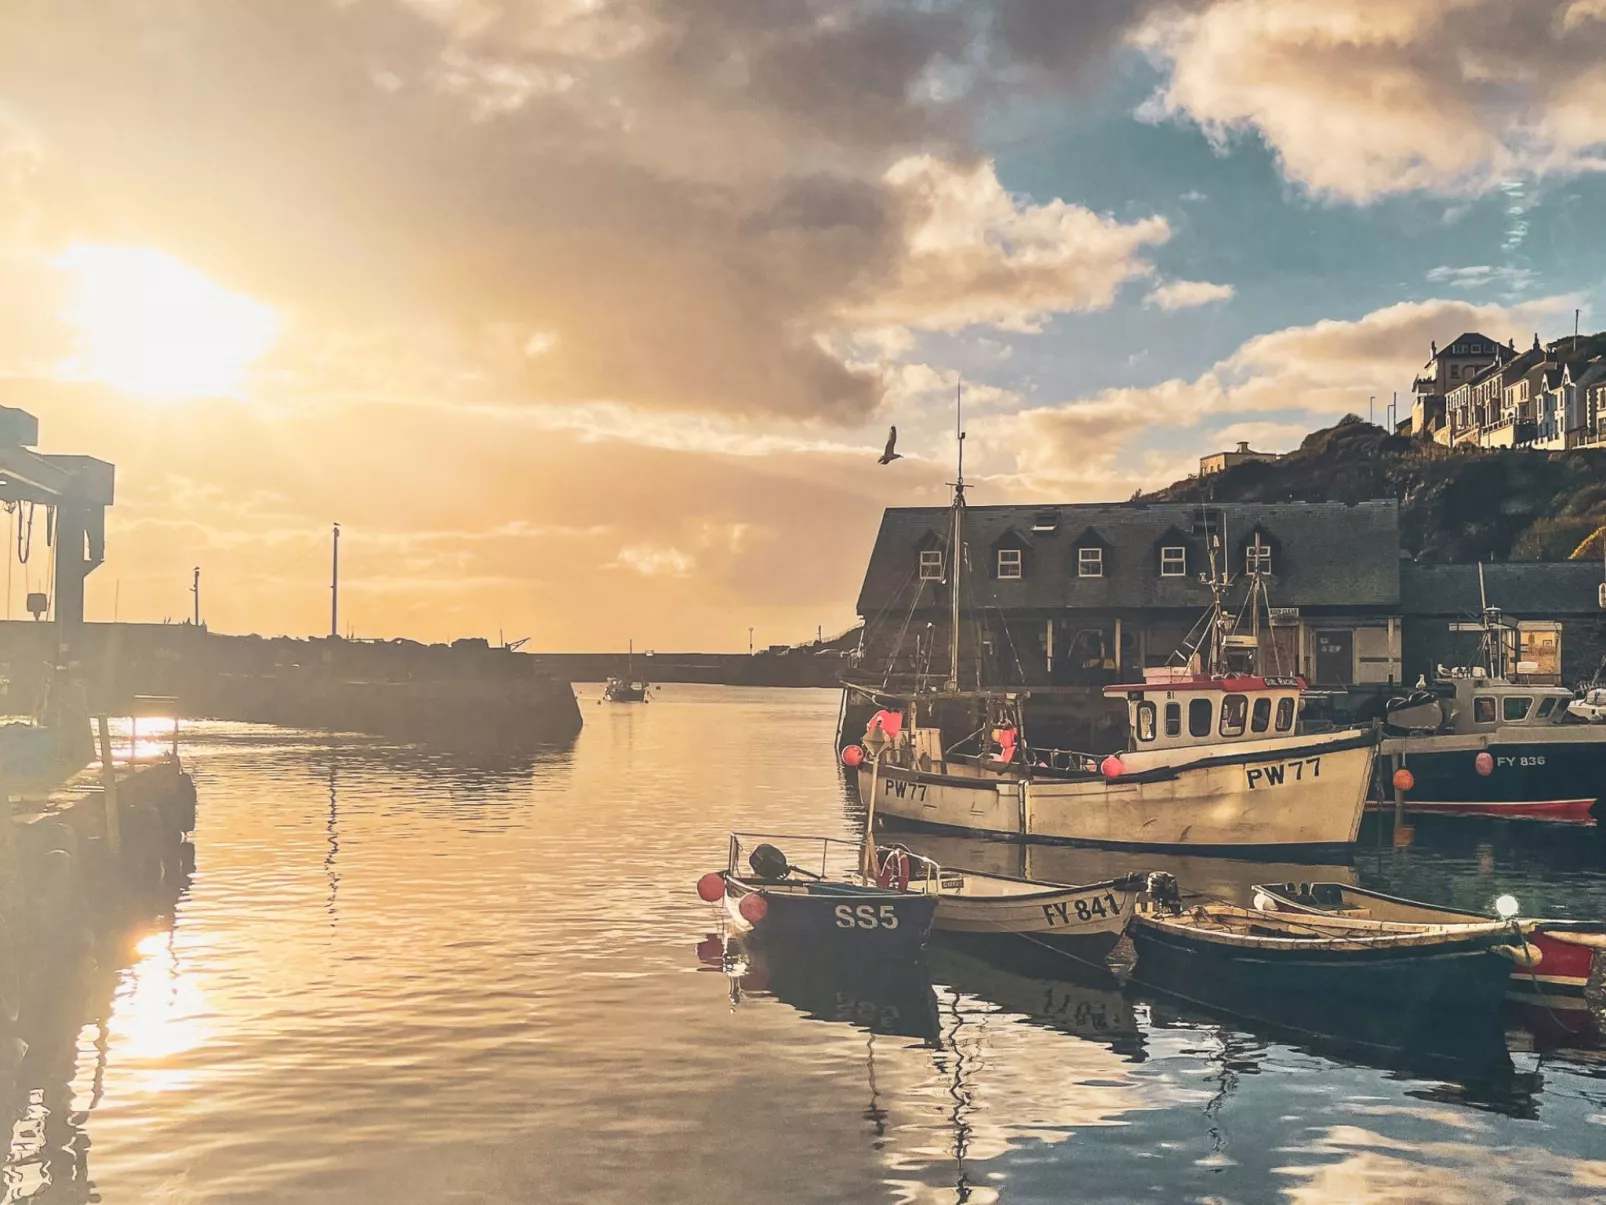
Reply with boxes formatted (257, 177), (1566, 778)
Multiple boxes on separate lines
(602, 639), (651, 702)
(1250, 880), (1606, 1031)
(878, 844), (1143, 963)
(1129, 874), (1534, 1050)
(696, 833), (937, 960)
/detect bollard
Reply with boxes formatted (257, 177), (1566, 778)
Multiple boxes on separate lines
(97, 715), (121, 857)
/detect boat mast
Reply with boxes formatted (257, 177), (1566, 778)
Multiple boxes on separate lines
(947, 379), (966, 692)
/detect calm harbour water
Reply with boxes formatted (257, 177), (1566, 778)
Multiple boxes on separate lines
(10, 685), (1606, 1203)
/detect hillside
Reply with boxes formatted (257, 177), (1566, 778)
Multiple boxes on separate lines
(1148, 417), (1606, 563)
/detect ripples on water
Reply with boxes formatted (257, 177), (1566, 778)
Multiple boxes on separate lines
(9, 687), (1606, 1203)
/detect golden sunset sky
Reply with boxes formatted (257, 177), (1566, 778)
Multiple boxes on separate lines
(3, 2), (1604, 648)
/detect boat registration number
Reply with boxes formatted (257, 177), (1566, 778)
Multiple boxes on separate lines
(883, 778), (928, 802)
(1042, 892), (1123, 926)
(835, 903), (900, 930)
(1245, 757), (1320, 789)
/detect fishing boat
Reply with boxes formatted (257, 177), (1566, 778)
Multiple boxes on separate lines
(855, 485), (1376, 852)
(880, 845), (1142, 963)
(1129, 873), (1535, 1049)
(695, 832), (936, 960)
(1251, 880), (1606, 1031)
(1373, 566), (1605, 825)
(602, 639), (650, 702)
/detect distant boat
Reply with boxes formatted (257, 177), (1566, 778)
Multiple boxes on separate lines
(603, 639), (650, 703)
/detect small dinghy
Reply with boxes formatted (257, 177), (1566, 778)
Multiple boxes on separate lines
(875, 844), (1143, 964)
(1130, 874), (1536, 1051)
(696, 833), (937, 960)
(1252, 880), (1606, 1029)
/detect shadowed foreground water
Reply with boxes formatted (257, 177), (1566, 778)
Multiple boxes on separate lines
(10, 686), (1606, 1203)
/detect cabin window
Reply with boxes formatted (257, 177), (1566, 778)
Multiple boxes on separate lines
(1078, 547), (1104, 578)
(997, 548), (1022, 579)
(1188, 697), (1213, 738)
(1536, 696), (1558, 718)
(1274, 696), (1295, 731)
(1219, 694), (1248, 737)
(1251, 697), (1271, 733)
(919, 550), (943, 580)
(1502, 696), (1532, 722)
(1160, 546), (1187, 577)
(1165, 702), (1181, 736)
(1136, 701), (1157, 742)
(1246, 537), (1272, 576)
(1473, 696), (1496, 723)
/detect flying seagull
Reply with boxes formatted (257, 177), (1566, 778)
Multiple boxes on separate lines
(878, 426), (902, 465)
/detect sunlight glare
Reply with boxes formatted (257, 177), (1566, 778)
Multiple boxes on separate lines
(55, 243), (280, 401)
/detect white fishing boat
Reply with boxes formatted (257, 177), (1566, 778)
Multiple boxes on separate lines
(851, 428), (1376, 852)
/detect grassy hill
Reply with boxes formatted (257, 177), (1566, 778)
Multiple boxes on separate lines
(1148, 416), (1606, 563)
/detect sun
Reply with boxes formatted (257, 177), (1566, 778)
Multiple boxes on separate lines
(54, 243), (281, 401)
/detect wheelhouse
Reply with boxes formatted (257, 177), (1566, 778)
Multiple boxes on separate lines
(1444, 674), (1572, 731)
(1105, 668), (1306, 752)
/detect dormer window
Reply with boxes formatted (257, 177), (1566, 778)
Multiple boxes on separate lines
(1246, 537), (1272, 576)
(997, 548), (1022, 579)
(1078, 547), (1103, 578)
(919, 550), (944, 580)
(1031, 510), (1059, 533)
(1160, 546), (1187, 577)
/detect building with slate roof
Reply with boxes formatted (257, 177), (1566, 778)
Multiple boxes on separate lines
(851, 499), (1606, 698)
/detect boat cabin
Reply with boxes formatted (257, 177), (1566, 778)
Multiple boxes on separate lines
(1439, 672), (1573, 732)
(1105, 668), (1305, 752)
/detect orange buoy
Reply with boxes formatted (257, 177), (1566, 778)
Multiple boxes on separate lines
(1392, 767), (1415, 793)
(696, 872), (726, 902)
(738, 892), (768, 923)
(1100, 755), (1124, 780)
(1475, 751), (1494, 776)
(841, 745), (864, 768)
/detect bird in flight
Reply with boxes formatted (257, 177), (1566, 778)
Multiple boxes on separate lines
(878, 426), (902, 465)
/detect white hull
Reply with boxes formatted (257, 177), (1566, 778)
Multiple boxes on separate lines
(860, 731), (1375, 851)
(907, 871), (1136, 940)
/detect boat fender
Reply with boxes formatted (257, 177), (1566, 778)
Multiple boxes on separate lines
(875, 848), (912, 892)
(1493, 943), (1543, 969)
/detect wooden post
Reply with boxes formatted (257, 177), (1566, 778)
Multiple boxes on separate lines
(1392, 752), (1404, 825)
(1045, 618), (1054, 680)
(1113, 617), (1123, 677)
(97, 715), (120, 857)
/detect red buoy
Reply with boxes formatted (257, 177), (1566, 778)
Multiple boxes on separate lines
(1100, 755), (1124, 780)
(1392, 767), (1415, 793)
(1474, 751), (1494, 777)
(738, 892), (768, 924)
(841, 745), (864, 768)
(696, 872), (726, 902)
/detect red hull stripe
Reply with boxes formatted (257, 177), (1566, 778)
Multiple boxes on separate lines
(1366, 798), (1598, 823)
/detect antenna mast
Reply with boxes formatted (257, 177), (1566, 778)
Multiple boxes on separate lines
(947, 378), (966, 692)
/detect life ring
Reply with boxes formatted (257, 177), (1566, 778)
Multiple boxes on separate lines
(875, 847), (912, 892)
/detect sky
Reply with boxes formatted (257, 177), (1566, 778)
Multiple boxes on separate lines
(2, 0), (1605, 650)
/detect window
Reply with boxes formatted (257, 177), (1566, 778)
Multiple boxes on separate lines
(1160, 546), (1187, 577)
(1246, 538), (1272, 576)
(1164, 702), (1181, 737)
(1136, 701), (1157, 742)
(1031, 510), (1059, 533)
(1251, 696), (1271, 733)
(1188, 697), (1213, 738)
(919, 550), (943, 580)
(1078, 547), (1104, 578)
(1274, 696), (1295, 732)
(1473, 696), (1496, 723)
(1450, 364), (1460, 379)
(1502, 696), (1532, 722)
(1220, 694), (1248, 737)
(997, 548), (1022, 579)
(1536, 696), (1558, 719)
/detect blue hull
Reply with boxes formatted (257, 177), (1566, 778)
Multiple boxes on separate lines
(727, 880), (937, 961)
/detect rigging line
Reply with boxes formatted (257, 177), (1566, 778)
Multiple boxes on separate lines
(16, 500), (33, 565)
(880, 570), (926, 692)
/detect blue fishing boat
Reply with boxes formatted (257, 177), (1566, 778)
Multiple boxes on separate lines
(696, 833), (937, 960)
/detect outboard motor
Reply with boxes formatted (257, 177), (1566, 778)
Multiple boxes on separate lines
(747, 843), (792, 881)
(1145, 871), (1182, 916)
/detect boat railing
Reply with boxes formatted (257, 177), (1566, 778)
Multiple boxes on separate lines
(1027, 747), (1103, 775)
(726, 831), (867, 882)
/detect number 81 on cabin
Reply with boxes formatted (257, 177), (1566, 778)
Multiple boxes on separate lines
(1245, 757), (1321, 789)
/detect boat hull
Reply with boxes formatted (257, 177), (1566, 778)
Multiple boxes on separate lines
(912, 871), (1136, 962)
(1372, 731), (1605, 825)
(861, 732), (1375, 852)
(722, 879), (936, 960)
(1130, 914), (1517, 1049)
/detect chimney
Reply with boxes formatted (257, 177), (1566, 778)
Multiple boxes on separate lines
(1431, 340), (1438, 357)
(1533, 332), (1541, 351)
(1236, 441), (1251, 454)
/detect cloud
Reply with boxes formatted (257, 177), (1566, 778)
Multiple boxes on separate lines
(1425, 264), (1538, 295)
(987, 294), (1581, 494)
(1144, 278), (1235, 310)
(1138, 0), (1606, 201)
(609, 545), (695, 577)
